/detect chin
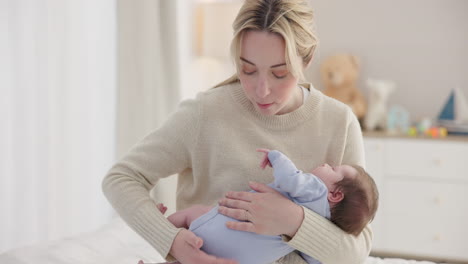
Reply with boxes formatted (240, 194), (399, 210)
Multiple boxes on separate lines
(255, 107), (277, 116)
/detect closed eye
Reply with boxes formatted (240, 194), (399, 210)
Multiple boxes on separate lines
(272, 69), (288, 79)
(273, 73), (287, 79)
(243, 70), (256, 75)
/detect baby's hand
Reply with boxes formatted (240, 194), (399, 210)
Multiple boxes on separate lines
(156, 203), (167, 215)
(256, 148), (272, 169)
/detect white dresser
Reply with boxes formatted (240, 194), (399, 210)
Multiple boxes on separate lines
(364, 133), (468, 263)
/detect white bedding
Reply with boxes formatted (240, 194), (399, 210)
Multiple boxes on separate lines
(0, 218), (437, 264)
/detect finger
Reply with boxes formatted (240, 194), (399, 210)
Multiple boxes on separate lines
(156, 203), (167, 214)
(195, 249), (238, 264)
(249, 181), (278, 194)
(263, 153), (271, 167)
(180, 233), (239, 264)
(225, 220), (256, 233)
(218, 197), (250, 210)
(225, 191), (255, 202)
(218, 206), (251, 221)
(137, 260), (144, 264)
(256, 148), (269, 153)
(184, 231), (203, 249)
(214, 258), (238, 264)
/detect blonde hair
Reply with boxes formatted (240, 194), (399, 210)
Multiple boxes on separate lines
(214, 0), (318, 88)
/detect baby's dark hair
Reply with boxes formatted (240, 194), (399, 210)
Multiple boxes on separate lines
(330, 165), (379, 236)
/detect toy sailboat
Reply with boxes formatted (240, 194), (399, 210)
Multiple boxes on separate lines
(437, 87), (468, 135)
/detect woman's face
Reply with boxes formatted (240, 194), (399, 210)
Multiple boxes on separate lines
(238, 30), (301, 116)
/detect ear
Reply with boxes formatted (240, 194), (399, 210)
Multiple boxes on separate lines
(328, 190), (344, 203)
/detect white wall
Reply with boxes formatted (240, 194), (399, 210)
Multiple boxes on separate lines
(306, 0), (468, 122)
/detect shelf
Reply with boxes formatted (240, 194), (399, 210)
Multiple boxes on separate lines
(363, 131), (468, 143)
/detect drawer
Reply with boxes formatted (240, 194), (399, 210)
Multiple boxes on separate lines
(380, 179), (468, 260)
(364, 139), (384, 186)
(383, 139), (468, 181)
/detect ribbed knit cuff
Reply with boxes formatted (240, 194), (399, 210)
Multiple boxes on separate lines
(278, 252), (307, 264)
(284, 207), (340, 263)
(129, 201), (182, 261)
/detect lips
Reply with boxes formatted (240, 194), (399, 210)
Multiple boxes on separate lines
(257, 103), (273, 109)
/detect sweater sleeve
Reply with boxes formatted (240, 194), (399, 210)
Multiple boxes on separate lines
(283, 110), (372, 264)
(102, 98), (200, 261)
(269, 151), (328, 206)
(342, 110), (366, 168)
(269, 150), (299, 173)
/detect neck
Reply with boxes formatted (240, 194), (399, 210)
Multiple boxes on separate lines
(277, 86), (302, 115)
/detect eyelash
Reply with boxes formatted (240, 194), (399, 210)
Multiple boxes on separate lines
(242, 70), (286, 79)
(273, 73), (287, 79)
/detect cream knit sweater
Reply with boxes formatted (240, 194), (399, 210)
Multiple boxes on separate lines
(102, 82), (372, 264)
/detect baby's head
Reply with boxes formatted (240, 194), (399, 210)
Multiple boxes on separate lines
(312, 163), (379, 236)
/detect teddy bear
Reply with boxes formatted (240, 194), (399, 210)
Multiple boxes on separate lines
(364, 79), (396, 131)
(320, 54), (367, 121)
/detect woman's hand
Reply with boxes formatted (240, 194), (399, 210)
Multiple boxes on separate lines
(218, 181), (304, 237)
(169, 229), (238, 264)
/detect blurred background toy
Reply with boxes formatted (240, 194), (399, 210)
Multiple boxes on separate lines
(426, 127), (448, 138)
(364, 79), (395, 131)
(387, 105), (410, 134)
(407, 126), (418, 136)
(437, 87), (468, 135)
(417, 117), (432, 134)
(320, 53), (367, 121)
(409, 118), (448, 138)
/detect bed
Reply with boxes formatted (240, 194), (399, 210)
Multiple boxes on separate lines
(0, 218), (438, 264)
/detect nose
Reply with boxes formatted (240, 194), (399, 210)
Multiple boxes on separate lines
(256, 76), (270, 98)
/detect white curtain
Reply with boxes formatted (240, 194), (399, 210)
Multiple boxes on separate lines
(117, 0), (180, 156)
(116, 0), (191, 215)
(0, 0), (117, 253)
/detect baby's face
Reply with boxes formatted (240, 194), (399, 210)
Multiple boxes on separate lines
(311, 164), (357, 191)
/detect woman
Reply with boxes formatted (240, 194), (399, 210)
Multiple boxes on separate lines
(102, 1), (372, 263)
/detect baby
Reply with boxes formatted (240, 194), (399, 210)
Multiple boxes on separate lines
(156, 149), (379, 264)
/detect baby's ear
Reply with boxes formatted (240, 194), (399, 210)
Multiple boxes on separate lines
(328, 190), (344, 203)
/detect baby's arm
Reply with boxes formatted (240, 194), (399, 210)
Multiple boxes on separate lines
(156, 203), (212, 228)
(261, 150), (327, 202)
